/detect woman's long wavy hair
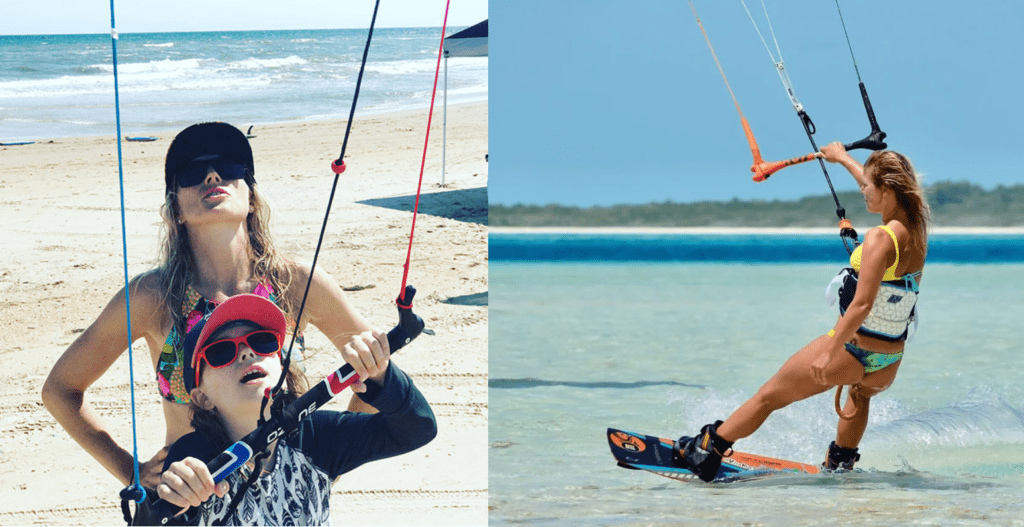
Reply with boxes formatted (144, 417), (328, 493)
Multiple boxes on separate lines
(189, 363), (310, 451)
(158, 182), (298, 340)
(864, 150), (931, 258)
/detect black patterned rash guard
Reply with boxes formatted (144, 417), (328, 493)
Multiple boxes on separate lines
(163, 363), (436, 526)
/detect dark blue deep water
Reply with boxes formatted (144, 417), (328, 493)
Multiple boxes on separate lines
(490, 233), (1024, 263)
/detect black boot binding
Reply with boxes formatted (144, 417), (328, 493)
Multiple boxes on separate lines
(673, 420), (734, 482)
(823, 441), (860, 471)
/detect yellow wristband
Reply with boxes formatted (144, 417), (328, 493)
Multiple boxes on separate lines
(827, 330), (836, 338)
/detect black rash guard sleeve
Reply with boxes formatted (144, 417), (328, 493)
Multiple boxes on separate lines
(287, 361), (437, 479)
(164, 362), (436, 481)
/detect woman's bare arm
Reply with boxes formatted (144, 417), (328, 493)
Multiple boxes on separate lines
(291, 264), (378, 412)
(820, 141), (868, 189)
(41, 272), (167, 486)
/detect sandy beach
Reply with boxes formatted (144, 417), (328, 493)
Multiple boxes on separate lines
(0, 102), (487, 525)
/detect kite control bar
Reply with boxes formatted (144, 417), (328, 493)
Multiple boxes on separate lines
(752, 152), (821, 182)
(754, 83), (888, 182)
(131, 286), (426, 526)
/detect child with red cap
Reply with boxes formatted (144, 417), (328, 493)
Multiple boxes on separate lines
(157, 293), (435, 525)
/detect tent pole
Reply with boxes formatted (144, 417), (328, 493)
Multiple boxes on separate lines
(443, 50), (448, 186)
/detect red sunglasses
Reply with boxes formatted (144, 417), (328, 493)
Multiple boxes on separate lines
(192, 329), (282, 387)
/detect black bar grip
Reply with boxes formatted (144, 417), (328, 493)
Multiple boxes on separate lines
(843, 83), (887, 151)
(843, 130), (887, 152)
(387, 285), (425, 352)
(858, 82), (880, 132)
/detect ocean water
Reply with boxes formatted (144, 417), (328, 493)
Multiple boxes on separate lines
(0, 28), (487, 141)
(489, 235), (1024, 526)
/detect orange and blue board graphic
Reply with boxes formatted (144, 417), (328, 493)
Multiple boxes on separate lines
(608, 427), (820, 483)
(608, 430), (647, 453)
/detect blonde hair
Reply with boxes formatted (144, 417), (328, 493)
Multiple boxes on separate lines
(864, 150), (931, 258)
(158, 182), (298, 338)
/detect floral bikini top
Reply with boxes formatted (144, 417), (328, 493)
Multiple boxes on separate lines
(157, 280), (304, 404)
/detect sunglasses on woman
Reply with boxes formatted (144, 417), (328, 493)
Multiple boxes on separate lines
(176, 156), (249, 189)
(192, 329), (282, 387)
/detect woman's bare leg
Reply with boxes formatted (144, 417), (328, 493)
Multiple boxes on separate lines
(834, 361), (901, 448)
(835, 392), (870, 447)
(717, 336), (864, 442)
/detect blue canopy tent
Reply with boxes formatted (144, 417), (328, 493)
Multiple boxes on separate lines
(442, 20), (487, 184)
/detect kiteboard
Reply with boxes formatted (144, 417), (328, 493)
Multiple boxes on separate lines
(608, 427), (821, 483)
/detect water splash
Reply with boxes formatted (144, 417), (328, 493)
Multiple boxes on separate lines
(873, 388), (1024, 448)
(664, 385), (1024, 474)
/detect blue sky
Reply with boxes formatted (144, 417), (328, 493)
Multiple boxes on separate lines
(1, 0), (486, 34)
(490, 0), (1024, 206)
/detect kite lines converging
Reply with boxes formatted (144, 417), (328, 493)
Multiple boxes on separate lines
(687, 1), (820, 184)
(690, 0), (889, 254)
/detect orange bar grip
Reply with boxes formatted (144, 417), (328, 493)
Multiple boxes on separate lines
(740, 116), (763, 166)
(751, 152), (820, 182)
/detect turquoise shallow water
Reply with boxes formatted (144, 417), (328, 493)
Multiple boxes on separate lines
(490, 262), (1024, 526)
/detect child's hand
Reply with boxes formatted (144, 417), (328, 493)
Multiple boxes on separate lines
(342, 329), (391, 392)
(158, 456), (230, 513)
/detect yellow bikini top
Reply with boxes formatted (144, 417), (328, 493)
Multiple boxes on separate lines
(849, 225), (902, 281)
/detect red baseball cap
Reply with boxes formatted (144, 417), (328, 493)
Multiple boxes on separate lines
(182, 294), (287, 393)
